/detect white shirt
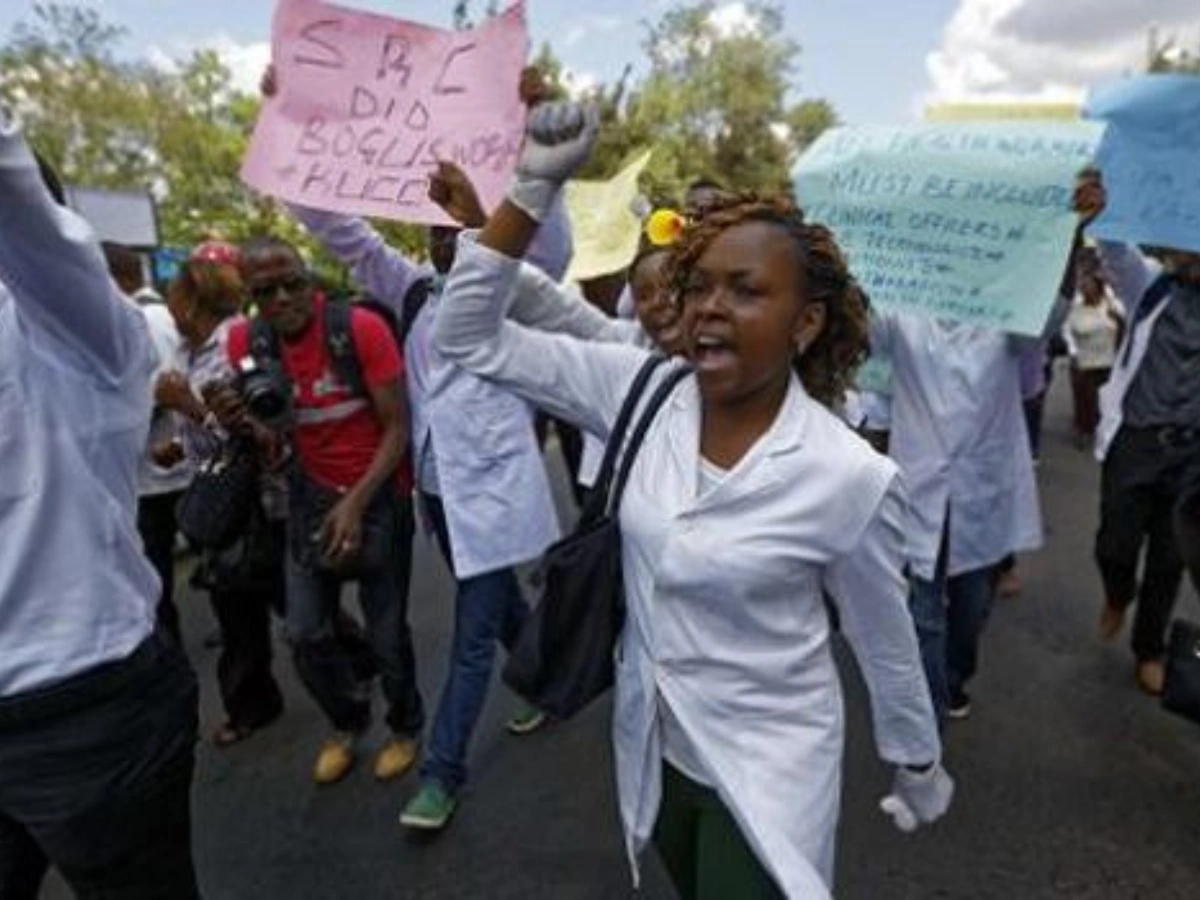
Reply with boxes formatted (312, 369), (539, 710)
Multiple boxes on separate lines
(137, 303), (194, 496)
(436, 236), (941, 898)
(1065, 294), (1123, 371)
(871, 312), (1044, 579)
(0, 118), (158, 695)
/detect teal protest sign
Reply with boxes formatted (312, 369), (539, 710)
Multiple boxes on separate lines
(793, 122), (1103, 335)
(1084, 74), (1200, 254)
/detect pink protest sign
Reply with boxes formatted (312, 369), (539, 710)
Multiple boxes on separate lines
(241, 0), (529, 226)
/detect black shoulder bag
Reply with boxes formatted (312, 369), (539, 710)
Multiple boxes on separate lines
(503, 355), (690, 720)
(175, 436), (261, 551)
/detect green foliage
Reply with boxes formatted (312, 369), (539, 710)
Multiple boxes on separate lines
(549, 2), (836, 204)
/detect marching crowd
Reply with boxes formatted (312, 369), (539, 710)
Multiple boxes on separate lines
(1, 59), (1198, 900)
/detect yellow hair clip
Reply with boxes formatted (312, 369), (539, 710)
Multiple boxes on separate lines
(645, 208), (686, 247)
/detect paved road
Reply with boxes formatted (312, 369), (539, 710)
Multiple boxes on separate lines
(45, 372), (1200, 899)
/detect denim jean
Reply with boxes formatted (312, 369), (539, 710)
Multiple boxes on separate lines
(419, 493), (529, 793)
(909, 547), (998, 724)
(286, 493), (424, 736)
(0, 630), (200, 900)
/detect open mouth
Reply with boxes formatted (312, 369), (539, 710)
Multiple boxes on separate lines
(692, 334), (737, 372)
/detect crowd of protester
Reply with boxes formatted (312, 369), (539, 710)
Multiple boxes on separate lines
(1, 56), (1198, 900)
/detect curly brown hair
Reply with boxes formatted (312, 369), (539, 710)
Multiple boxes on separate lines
(665, 193), (869, 408)
(167, 258), (244, 318)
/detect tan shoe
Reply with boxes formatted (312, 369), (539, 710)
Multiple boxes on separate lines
(313, 733), (356, 785)
(1136, 659), (1166, 696)
(373, 736), (420, 781)
(1098, 602), (1126, 641)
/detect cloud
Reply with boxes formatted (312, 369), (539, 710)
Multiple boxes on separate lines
(709, 3), (760, 38)
(563, 14), (623, 49)
(144, 34), (270, 95)
(561, 66), (600, 98)
(925, 0), (1200, 107)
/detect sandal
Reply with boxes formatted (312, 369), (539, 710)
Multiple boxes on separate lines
(212, 722), (255, 748)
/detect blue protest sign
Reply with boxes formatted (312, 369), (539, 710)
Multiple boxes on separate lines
(1084, 74), (1200, 253)
(793, 122), (1104, 335)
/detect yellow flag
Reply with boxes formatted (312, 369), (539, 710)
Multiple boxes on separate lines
(564, 150), (652, 282)
(925, 102), (1081, 122)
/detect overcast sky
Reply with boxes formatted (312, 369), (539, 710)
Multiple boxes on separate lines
(0, 0), (1195, 122)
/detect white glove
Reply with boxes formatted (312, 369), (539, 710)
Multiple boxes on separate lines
(879, 763), (954, 832)
(508, 101), (599, 222)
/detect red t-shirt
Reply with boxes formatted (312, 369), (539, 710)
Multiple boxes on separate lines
(228, 295), (414, 493)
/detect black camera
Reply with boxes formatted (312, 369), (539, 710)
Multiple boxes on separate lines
(233, 355), (292, 429)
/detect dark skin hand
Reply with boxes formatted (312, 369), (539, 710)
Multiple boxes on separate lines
(155, 371), (206, 424)
(316, 377), (408, 567)
(150, 439), (186, 468)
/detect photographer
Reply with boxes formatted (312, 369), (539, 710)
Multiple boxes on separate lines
(217, 237), (425, 786)
(160, 242), (285, 746)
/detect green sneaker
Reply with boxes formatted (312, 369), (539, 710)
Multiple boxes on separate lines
(505, 704), (549, 735)
(399, 781), (457, 831)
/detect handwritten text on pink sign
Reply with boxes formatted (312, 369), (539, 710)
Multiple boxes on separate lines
(241, 0), (529, 225)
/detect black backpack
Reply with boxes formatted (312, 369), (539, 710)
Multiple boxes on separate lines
(248, 278), (431, 397)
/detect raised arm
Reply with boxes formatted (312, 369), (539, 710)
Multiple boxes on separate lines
(288, 203), (422, 308)
(437, 233), (652, 440)
(0, 114), (148, 380)
(507, 258), (641, 345)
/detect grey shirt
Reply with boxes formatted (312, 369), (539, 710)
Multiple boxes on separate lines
(1123, 283), (1200, 428)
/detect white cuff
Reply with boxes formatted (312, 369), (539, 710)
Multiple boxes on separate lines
(507, 178), (559, 223)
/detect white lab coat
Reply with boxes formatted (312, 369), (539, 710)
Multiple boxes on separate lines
(1093, 241), (1168, 462)
(871, 313), (1043, 579)
(437, 236), (942, 897)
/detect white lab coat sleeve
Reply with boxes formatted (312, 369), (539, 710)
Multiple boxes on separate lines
(824, 478), (942, 766)
(436, 233), (654, 442)
(507, 261), (631, 343)
(868, 309), (895, 358)
(1095, 240), (1158, 319)
(288, 202), (420, 307)
(0, 114), (148, 383)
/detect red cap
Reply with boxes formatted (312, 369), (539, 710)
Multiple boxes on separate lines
(190, 241), (241, 267)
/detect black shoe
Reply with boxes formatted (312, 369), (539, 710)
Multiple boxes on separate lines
(946, 690), (972, 721)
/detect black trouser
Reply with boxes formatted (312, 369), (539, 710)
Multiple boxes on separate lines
(1095, 425), (1200, 660)
(137, 490), (186, 645)
(197, 521), (286, 731)
(0, 630), (200, 899)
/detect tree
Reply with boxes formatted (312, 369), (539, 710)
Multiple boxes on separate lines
(560, 2), (837, 204)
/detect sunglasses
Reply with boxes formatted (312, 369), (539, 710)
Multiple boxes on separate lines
(249, 274), (309, 305)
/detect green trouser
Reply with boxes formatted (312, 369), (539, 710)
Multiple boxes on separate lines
(652, 762), (785, 900)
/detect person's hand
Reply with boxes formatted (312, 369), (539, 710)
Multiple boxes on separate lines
(879, 763), (954, 832)
(319, 494), (365, 568)
(150, 439), (186, 468)
(1073, 169), (1105, 225)
(508, 101), (599, 222)
(260, 63), (277, 98)
(428, 161), (488, 228)
(200, 381), (248, 432)
(519, 66), (550, 108)
(155, 371), (204, 421)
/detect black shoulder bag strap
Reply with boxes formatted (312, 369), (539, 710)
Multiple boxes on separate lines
(607, 364), (691, 517)
(399, 277), (433, 343)
(323, 298), (366, 396)
(577, 355), (667, 526)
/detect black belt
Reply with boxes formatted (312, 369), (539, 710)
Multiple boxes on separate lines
(1128, 424), (1200, 448)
